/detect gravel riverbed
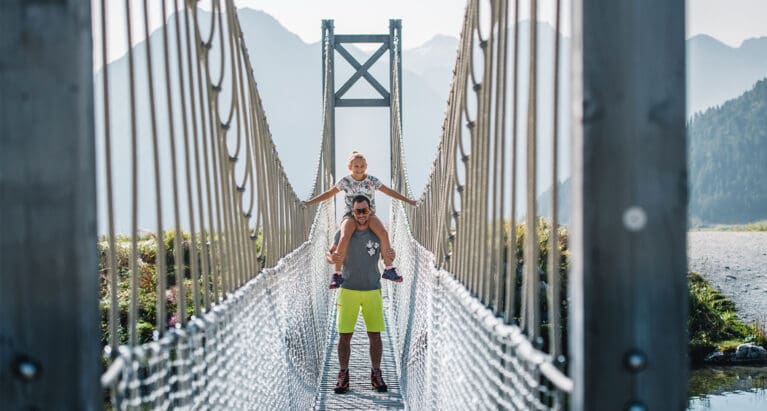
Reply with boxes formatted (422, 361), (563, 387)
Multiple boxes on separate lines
(688, 232), (767, 325)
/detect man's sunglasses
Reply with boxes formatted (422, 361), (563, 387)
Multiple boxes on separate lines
(353, 207), (370, 215)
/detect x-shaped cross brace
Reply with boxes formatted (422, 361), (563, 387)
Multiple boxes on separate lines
(334, 42), (391, 100)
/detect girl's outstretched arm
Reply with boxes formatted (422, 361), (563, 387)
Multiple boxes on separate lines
(379, 185), (417, 206)
(303, 186), (340, 206)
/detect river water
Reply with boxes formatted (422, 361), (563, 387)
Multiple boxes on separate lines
(688, 366), (767, 410)
(687, 232), (767, 410)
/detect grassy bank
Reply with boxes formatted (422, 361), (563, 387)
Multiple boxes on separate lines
(688, 271), (767, 365)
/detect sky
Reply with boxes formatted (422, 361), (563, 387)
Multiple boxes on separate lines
(234, 0), (569, 47)
(687, 0), (767, 46)
(237, 0), (767, 48)
(234, 0), (767, 49)
(93, 0), (767, 70)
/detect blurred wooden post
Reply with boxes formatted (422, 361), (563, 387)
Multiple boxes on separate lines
(0, 1), (99, 409)
(570, 0), (688, 409)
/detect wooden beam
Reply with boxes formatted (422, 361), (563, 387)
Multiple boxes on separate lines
(0, 1), (99, 408)
(570, 0), (688, 409)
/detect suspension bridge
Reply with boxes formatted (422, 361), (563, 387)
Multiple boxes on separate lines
(2, 0), (688, 409)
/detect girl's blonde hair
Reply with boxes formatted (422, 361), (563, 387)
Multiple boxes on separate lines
(347, 151), (367, 165)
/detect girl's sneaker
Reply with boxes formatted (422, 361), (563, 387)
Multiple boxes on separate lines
(329, 273), (344, 289)
(382, 267), (403, 283)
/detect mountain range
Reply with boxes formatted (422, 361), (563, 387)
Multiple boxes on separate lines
(229, 9), (576, 225)
(541, 78), (767, 225)
(687, 35), (767, 116)
(688, 78), (767, 224)
(237, 9), (767, 221)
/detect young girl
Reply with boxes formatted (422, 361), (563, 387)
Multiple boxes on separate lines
(304, 151), (417, 288)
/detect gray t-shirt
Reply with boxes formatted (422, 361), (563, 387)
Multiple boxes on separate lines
(333, 229), (381, 291)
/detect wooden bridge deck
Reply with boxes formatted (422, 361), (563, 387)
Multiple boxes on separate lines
(313, 294), (405, 410)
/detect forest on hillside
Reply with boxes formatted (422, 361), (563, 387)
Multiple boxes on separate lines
(688, 78), (767, 225)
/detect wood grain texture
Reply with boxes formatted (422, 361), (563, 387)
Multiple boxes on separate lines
(0, 1), (99, 409)
(570, 0), (688, 409)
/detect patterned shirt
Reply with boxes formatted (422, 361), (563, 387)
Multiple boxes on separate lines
(334, 175), (383, 213)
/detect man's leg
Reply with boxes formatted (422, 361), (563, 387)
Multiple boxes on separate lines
(367, 332), (382, 369)
(335, 288), (359, 394)
(338, 333), (353, 369)
(360, 289), (389, 392)
(368, 331), (388, 392)
(335, 333), (352, 394)
(336, 289), (359, 369)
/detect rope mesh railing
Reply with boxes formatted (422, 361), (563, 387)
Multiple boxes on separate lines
(101, 203), (335, 408)
(94, 0), (334, 406)
(388, 0), (572, 408)
(387, 203), (572, 410)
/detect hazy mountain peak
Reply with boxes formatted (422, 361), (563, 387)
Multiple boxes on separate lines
(739, 36), (767, 51)
(686, 32), (767, 116)
(412, 34), (458, 51)
(688, 34), (729, 48)
(237, 8), (307, 45)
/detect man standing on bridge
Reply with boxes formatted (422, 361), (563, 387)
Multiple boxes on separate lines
(326, 194), (395, 394)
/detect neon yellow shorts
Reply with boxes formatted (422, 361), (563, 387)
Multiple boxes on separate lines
(336, 288), (385, 334)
